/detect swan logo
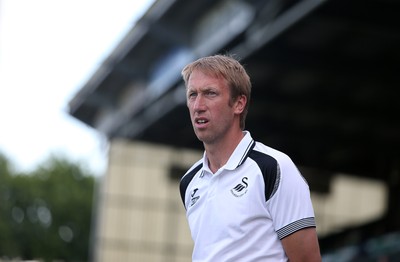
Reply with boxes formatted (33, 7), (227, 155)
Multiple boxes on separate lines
(231, 177), (248, 197)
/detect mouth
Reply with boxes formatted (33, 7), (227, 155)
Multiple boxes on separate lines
(194, 118), (209, 128)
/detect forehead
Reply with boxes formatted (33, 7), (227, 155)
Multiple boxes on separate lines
(187, 69), (227, 89)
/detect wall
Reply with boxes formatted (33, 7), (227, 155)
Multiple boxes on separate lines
(93, 139), (200, 262)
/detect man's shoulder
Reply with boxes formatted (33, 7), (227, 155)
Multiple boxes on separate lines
(182, 159), (203, 180)
(179, 159), (203, 207)
(249, 141), (301, 201)
(252, 141), (293, 166)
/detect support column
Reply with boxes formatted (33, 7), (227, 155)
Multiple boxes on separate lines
(385, 158), (400, 232)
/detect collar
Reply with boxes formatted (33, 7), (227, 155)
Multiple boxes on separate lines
(202, 131), (255, 173)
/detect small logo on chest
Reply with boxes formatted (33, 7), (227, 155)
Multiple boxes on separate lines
(190, 188), (200, 207)
(231, 177), (248, 197)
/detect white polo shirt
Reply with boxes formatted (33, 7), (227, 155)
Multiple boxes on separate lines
(180, 131), (316, 261)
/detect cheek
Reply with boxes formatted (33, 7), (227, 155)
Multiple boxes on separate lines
(187, 101), (193, 112)
(212, 105), (232, 122)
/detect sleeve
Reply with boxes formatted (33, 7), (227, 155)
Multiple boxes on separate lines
(266, 154), (316, 240)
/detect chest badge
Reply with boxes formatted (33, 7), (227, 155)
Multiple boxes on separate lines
(231, 177), (248, 197)
(190, 188), (200, 207)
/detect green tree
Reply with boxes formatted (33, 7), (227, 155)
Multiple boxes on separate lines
(0, 154), (96, 261)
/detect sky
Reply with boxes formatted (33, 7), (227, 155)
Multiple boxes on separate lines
(0, 0), (154, 176)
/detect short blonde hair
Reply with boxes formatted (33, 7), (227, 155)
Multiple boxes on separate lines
(181, 54), (251, 129)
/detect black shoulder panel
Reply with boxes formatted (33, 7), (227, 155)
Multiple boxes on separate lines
(179, 163), (203, 207)
(248, 150), (279, 202)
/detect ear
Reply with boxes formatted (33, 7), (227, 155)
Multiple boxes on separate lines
(234, 95), (247, 114)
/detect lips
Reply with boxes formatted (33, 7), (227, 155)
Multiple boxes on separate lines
(194, 117), (209, 128)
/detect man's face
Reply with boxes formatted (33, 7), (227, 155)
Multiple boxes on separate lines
(186, 70), (241, 145)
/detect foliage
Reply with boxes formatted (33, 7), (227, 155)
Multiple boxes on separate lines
(0, 153), (96, 261)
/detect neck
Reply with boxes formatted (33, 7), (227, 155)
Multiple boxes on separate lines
(204, 129), (244, 173)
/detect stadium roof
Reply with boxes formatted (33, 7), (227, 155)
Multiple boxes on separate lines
(69, 0), (400, 181)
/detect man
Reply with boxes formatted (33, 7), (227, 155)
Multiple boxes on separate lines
(179, 54), (321, 261)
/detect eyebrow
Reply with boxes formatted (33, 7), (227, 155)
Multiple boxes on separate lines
(187, 85), (217, 91)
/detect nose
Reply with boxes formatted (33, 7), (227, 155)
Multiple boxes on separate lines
(192, 95), (206, 112)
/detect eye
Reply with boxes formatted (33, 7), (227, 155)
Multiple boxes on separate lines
(188, 91), (197, 99)
(205, 90), (217, 96)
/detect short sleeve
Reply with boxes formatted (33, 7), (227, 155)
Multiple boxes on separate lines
(266, 154), (316, 239)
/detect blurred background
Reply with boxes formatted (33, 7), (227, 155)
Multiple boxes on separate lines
(1, 0), (399, 261)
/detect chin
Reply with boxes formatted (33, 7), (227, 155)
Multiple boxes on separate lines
(194, 129), (218, 144)
(195, 133), (208, 143)
(197, 135), (216, 145)
(195, 135), (206, 142)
